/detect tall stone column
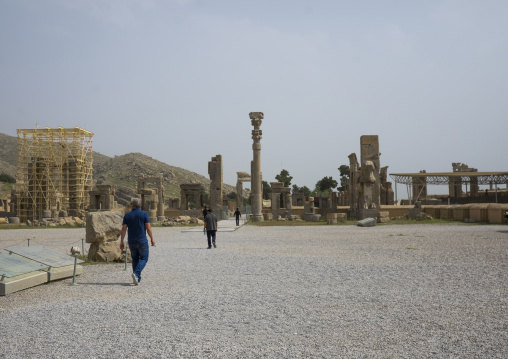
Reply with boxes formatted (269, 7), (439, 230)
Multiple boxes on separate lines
(250, 112), (264, 222)
(157, 173), (165, 218)
(208, 155), (223, 215)
(236, 180), (243, 212)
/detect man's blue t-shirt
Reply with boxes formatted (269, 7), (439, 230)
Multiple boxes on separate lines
(122, 208), (150, 244)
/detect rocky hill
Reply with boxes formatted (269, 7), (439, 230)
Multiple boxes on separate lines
(0, 132), (236, 206)
(0, 133), (18, 178)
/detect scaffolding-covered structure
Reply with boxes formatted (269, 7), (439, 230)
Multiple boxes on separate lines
(15, 127), (94, 221)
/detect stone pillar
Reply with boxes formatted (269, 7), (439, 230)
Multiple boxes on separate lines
(250, 112), (264, 222)
(412, 172), (427, 203)
(330, 192), (338, 212)
(449, 177), (462, 197)
(236, 180), (243, 212)
(470, 176), (479, 197)
(208, 155), (223, 215)
(157, 173), (165, 218)
(271, 190), (280, 218)
(348, 153), (359, 210)
(180, 188), (188, 210)
(285, 192), (292, 216)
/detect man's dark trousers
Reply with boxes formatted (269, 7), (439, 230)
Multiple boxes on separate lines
(206, 230), (217, 248)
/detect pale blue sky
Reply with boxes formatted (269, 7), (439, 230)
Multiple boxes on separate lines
(1, 0), (507, 197)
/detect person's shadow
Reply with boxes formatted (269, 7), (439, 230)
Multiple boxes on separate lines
(77, 282), (132, 286)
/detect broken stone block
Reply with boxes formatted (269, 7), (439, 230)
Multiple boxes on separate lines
(327, 213), (338, 225)
(88, 241), (123, 262)
(86, 211), (124, 243)
(357, 217), (376, 227)
(304, 214), (321, 222)
(85, 211), (124, 262)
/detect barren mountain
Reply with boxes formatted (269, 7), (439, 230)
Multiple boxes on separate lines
(0, 132), (236, 206)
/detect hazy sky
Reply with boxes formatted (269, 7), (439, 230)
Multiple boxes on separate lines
(1, 0), (507, 197)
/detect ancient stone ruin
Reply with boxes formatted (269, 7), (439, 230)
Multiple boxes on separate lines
(89, 184), (118, 211)
(270, 182), (292, 219)
(137, 174), (165, 221)
(303, 197), (321, 222)
(14, 127), (93, 222)
(236, 172), (251, 212)
(180, 183), (202, 217)
(344, 135), (394, 220)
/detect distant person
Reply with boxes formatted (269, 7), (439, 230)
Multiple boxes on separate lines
(203, 208), (218, 248)
(234, 207), (241, 226)
(120, 198), (155, 285)
(202, 206), (208, 221)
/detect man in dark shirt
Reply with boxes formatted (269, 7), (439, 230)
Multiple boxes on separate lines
(120, 198), (155, 285)
(203, 208), (218, 249)
(234, 207), (241, 226)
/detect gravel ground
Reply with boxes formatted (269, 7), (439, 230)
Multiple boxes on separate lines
(0, 223), (507, 358)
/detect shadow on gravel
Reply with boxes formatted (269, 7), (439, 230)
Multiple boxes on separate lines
(78, 283), (132, 286)
(497, 230), (508, 234)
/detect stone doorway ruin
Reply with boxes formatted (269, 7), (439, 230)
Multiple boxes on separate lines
(180, 184), (202, 211)
(236, 171), (251, 212)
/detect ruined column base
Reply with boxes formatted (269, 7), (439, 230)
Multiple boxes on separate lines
(251, 214), (264, 222)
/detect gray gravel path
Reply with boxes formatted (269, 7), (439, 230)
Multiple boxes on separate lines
(1, 222), (507, 358)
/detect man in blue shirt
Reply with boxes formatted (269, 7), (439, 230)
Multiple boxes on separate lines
(120, 198), (155, 285)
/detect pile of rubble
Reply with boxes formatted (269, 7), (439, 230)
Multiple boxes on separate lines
(161, 216), (204, 226)
(275, 215), (302, 221)
(26, 217), (84, 227)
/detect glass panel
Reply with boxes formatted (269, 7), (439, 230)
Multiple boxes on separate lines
(7, 245), (83, 268)
(0, 252), (48, 278)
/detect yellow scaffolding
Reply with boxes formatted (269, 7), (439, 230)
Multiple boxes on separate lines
(15, 127), (94, 221)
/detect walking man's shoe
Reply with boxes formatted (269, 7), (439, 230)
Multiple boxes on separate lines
(132, 273), (139, 286)
(213, 242), (216, 248)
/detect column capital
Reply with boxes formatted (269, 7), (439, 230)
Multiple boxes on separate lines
(249, 112), (264, 128)
(252, 129), (262, 142)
